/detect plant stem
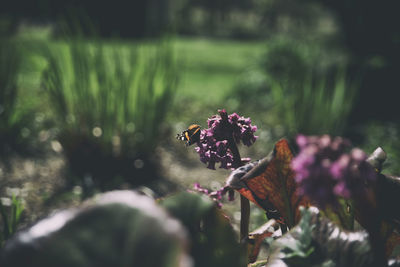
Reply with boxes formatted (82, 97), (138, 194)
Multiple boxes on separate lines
(228, 138), (242, 169)
(219, 109), (250, 241)
(240, 194), (250, 241)
(227, 137), (250, 241)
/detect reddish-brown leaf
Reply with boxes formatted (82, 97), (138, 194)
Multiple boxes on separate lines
(228, 139), (310, 228)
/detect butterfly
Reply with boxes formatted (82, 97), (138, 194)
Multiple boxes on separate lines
(176, 124), (201, 146)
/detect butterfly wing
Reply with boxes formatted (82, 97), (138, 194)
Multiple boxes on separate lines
(176, 124), (201, 146)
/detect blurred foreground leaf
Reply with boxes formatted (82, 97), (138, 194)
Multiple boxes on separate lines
(352, 147), (400, 258)
(161, 192), (247, 267)
(1, 191), (190, 267)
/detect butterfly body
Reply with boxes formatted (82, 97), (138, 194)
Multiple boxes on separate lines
(176, 124), (201, 146)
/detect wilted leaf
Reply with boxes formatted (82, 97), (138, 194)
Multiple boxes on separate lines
(227, 139), (310, 228)
(248, 259), (268, 267)
(385, 230), (400, 258)
(246, 219), (279, 263)
(366, 147), (387, 173)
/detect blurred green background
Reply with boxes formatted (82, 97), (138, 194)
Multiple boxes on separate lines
(1, 0), (400, 242)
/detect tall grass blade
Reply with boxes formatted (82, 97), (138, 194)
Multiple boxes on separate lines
(41, 37), (178, 187)
(269, 65), (358, 136)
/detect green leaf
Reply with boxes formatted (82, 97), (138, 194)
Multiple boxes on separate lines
(10, 194), (24, 234)
(268, 207), (374, 267)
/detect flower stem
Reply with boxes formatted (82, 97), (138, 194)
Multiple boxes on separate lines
(228, 138), (242, 169)
(240, 195), (250, 241)
(227, 137), (250, 241)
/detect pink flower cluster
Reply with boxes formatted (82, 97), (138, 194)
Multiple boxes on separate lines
(192, 183), (234, 208)
(292, 134), (376, 207)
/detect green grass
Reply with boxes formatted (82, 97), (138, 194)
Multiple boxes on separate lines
(16, 36), (266, 126)
(174, 37), (265, 104)
(0, 194), (25, 246)
(41, 38), (177, 153)
(0, 38), (38, 157)
(0, 34), (267, 168)
(269, 66), (359, 136)
(10, 34), (358, 152)
(37, 37), (180, 191)
(168, 37), (267, 127)
(0, 39), (21, 130)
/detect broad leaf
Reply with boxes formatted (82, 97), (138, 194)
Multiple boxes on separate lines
(1, 190), (190, 267)
(267, 207), (374, 267)
(227, 139), (310, 228)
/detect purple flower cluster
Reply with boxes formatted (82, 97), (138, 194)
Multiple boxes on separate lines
(195, 109), (258, 170)
(196, 136), (233, 170)
(291, 134), (377, 207)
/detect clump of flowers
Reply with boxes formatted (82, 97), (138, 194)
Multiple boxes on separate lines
(195, 109), (258, 170)
(291, 134), (377, 207)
